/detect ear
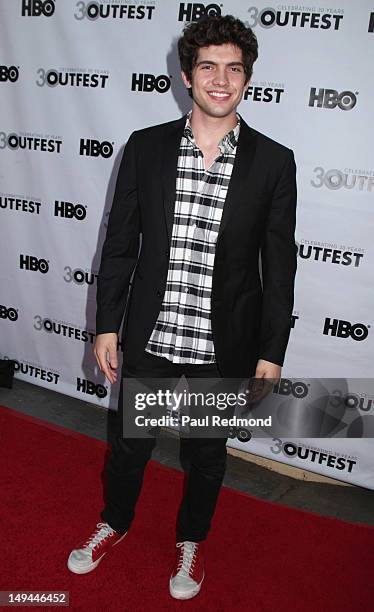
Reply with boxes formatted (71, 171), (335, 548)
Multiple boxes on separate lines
(181, 70), (191, 89)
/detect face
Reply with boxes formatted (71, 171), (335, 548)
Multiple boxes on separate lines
(182, 43), (249, 119)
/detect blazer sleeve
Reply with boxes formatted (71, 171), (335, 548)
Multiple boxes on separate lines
(259, 149), (297, 366)
(96, 131), (140, 335)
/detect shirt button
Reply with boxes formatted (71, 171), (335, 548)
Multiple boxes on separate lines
(184, 287), (189, 293)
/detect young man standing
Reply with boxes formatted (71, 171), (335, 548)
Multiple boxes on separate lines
(67, 15), (297, 600)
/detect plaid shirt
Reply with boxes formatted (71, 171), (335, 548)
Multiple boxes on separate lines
(145, 111), (240, 363)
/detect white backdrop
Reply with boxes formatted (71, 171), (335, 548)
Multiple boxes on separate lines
(1, 0), (373, 488)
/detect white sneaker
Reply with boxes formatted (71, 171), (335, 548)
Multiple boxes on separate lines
(67, 522), (127, 574)
(169, 541), (205, 600)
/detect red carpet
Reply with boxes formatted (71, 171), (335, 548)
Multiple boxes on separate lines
(1, 405), (373, 611)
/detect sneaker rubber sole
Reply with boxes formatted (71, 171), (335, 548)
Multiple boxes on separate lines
(169, 574), (204, 600)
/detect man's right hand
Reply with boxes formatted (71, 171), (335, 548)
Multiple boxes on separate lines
(94, 332), (118, 384)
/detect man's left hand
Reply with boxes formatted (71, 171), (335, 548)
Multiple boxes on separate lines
(255, 358), (281, 383)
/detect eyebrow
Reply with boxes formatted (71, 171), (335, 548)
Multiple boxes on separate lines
(195, 60), (244, 67)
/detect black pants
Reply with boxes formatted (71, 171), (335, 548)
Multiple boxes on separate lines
(101, 349), (228, 542)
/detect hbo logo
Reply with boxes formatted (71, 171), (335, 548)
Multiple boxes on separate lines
(273, 378), (309, 398)
(77, 378), (107, 398)
(309, 88), (357, 111)
(79, 139), (113, 158)
(20, 254), (49, 274)
(178, 3), (221, 22)
(0, 66), (19, 82)
(0, 305), (18, 321)
(131, 73), (171, 93)
(323, 318), (369, 341)
(54, 200), (86, 220)
(22, 0), (55, 16)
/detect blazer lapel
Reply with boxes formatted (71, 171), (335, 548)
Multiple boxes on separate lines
(217, 116), (258, 243)
(161, 115), (186, 246)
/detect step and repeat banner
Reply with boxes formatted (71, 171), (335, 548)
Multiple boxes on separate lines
(1, 1), (373, 488)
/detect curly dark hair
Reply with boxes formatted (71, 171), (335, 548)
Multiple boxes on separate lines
(178, 14), (258, 84)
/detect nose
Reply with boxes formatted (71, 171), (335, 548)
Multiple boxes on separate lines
(212, 67), (229, 87)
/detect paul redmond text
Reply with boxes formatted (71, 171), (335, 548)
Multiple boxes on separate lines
(134, 415), (272, 428)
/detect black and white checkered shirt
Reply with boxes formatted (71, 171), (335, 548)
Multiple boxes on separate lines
(145, 111), (240, 363)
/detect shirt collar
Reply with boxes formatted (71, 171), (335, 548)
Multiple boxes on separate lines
(183, 110), (241, 154)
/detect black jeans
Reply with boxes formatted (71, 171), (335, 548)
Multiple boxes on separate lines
(101, 349), (228, 542)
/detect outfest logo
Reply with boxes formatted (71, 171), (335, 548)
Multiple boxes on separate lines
(0, 192), (42, 215)
(0, 131), (62, 153)
(270, 440), (357, 473)
(1, 355), (60, 384)
(311, 167), (374, 192)
(246, 5), (344, 30)
(33, 315), (96, 343)
(36, 67), (109, 88)
(63, 266), (98, 286)
(32, 315), (125, 352)
(74, 2), (156, 20)
(297, 240), (364, 268)
(244, 80), (285, 104)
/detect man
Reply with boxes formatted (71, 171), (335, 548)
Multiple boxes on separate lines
(67, 15), (297, 600)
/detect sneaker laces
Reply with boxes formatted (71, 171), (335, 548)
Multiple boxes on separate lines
(83, 522), (115, 551)
(176, 541), (198, 577)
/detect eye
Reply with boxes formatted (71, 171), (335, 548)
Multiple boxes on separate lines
(201, 64), (213, 70)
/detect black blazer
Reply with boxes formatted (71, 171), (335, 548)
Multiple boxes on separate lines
(96, 114), (297, 377)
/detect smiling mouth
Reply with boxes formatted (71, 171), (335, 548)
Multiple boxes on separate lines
(207, 91), (231, 100)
